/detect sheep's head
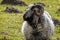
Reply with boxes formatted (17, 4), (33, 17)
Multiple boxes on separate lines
(28, 3), (44, 16)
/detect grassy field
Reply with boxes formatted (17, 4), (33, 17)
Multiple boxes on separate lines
(0, 0), (60, 40)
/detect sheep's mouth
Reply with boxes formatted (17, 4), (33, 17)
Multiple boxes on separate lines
(35, 12), (42, 16)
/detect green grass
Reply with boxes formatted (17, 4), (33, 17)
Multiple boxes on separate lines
(0, 0), (60, 40)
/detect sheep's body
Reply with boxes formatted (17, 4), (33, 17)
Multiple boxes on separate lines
(22, 11), (54, 40)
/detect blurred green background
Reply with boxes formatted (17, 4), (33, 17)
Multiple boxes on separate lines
(0, 0), (60, 40)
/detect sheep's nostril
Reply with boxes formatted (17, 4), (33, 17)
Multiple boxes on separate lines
(34, 10), (36, 12)
(36, 9), (40, 13)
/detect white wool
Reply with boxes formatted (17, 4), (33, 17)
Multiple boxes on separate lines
(22, 21), (28, 34)
(43, 11), (54, 32)
(22, 11), (55, 40)
(44, 11), (52, 19)
(22, 11), (54, 35)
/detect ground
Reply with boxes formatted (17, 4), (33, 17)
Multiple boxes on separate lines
(0, 0), (60, 40)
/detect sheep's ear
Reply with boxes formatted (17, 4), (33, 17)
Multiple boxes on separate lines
(23, 9), (33, 20)
(39, 3), (45, 7)
(28, 4), (34, 8)
(34, 2), (45, 7)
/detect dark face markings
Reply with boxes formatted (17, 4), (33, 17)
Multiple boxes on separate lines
(31, 5), (44, 16)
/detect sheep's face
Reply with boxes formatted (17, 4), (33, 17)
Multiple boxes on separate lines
(31, 5), (44, 16)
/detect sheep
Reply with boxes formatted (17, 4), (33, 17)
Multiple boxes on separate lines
(22, 3), (54, 40)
